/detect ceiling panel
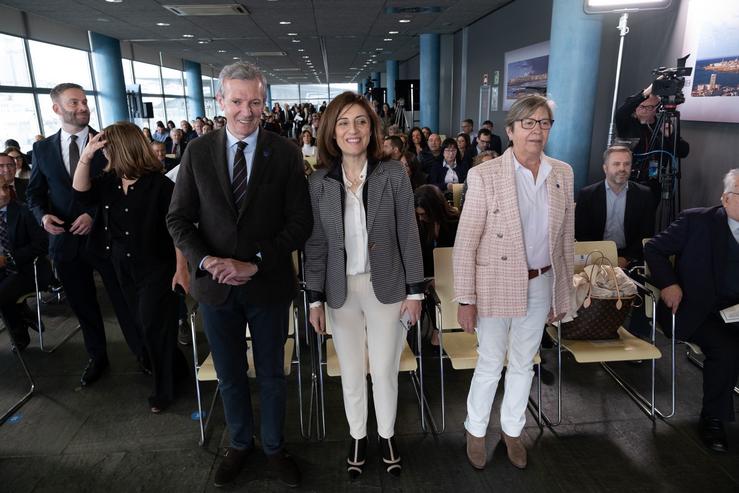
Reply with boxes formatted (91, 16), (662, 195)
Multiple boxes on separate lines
(0, 0), (512, 84)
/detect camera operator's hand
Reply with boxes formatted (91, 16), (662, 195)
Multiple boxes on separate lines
(643, 84), (653, 98)
(662, 121), (673, 138)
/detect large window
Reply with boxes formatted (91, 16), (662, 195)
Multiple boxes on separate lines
(0, 34), (99, 151)
(28, 40), (93, 90)
(132, 61), (162, 95)
(0, 34), (31, 87)
(269, 83), (358, 107)
(124, 59), (193, 126)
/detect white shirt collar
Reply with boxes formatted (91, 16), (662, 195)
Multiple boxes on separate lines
(729, 217), (739, 236)
(513, 153), (552, 186)
(61, 127), (89, 145)
(443, 160), (456, 170)
(342, 161), (368, 188)
(225, 126), (258, 151)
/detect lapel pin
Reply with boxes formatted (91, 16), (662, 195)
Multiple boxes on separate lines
(556, 183), (560, 188)
(263, 149), (271, 158)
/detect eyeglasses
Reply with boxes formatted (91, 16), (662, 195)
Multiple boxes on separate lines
(638, 104), (657, 111)
(518, 118), (553, 130)
(727, 192), (739, 197)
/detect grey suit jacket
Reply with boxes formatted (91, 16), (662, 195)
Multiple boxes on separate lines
(167, 127), (312, 306)
(304, 159), (424, 309)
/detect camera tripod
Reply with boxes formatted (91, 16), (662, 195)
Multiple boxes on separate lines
(393, 99), (408, 133)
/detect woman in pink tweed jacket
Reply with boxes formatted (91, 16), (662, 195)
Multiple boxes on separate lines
(453, 94), (574, 471)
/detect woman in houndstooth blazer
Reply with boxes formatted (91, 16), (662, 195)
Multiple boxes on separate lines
(454, 94), (574, 471)
(304, 92), (424, 480)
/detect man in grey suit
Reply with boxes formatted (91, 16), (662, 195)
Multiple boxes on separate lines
(167, 62), (312, 488)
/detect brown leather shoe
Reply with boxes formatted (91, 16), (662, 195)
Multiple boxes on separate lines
(465, 432), (486, 470)
(501, 432), (527, 469)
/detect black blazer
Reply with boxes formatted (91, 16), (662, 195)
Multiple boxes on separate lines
(26, 128), (107, 262)
(14, 177), (28, 204)
(164, 138), (186, 158)
(167, 127), (313, 306)
(644, 206), (737, 340)
(5, 200), (53, 288)
(470, 133), (503, 157)
(575, 180), (655, 262)
(429, 159), (468, 192)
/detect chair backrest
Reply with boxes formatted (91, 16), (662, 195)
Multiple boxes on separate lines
(433, 247), (460, 330)
(451, 183), (464, 210)
(574, 241), (618, 273)
(305, 155), (317, 168)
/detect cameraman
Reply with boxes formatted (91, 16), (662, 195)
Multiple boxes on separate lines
(615, 83), (689, 200)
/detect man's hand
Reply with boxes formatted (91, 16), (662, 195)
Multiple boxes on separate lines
(400, 299), (422, 326)
(204, 257), (258, 285)
(42, 214), (66, 235)
(172, 264), (190, 295)
(660, 284), (683, 314)
(0, 255), (6, 268)
(617, 256), (629, 269)
(309, 304), (326, 334)
(458, 304), (477, 333)
(69, 213), (93, 235)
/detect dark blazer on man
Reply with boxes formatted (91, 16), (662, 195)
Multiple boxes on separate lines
(429, 158), (468, 192)
(5, 200), (53, 286)
(304, 159), (425, 309)
(575, 180), (655, 262)
(470, 133), (503, 157)
(164, 138), (186, 160)
(26, 128), (106, 262)
(167, 127), (313, 307)
(644, 206), (736, 341)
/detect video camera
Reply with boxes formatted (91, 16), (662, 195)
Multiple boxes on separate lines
(651, 54), (692, 107)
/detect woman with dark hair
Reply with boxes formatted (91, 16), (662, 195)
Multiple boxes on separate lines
(73, 121), (189, 414)
(305, 91), (424, 480)
(414, 184), (459, 278)
(400, 150), (427, 191)
(142, 127), (153, 142)
(429, 137), (468, 192)
(456, 132), (473, 165)
(300, 129), (317, 158)
(166, 120), (176, 130)
(408, 127), (428, 158)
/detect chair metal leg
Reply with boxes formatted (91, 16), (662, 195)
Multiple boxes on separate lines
(34, 259), (80, 353)
(528, 321), (563, 428)
(435, 305), (447, 433)
(315, 333), (327, 441)
(189, 305), (206, 446)
(1, 335), (36, 425)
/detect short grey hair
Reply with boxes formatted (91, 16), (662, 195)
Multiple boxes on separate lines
(504, 94), (554, 131)
(217, 61), (267, 99)
(723, 168), (739, 193)
(602, 145), (632, 163)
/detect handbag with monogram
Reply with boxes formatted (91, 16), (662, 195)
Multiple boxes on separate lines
(561, 252), (639, 340)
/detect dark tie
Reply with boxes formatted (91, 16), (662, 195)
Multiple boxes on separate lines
(173, 144), (180, 159)
(232, 141), (248, 209)
(69, 134), (80, 177)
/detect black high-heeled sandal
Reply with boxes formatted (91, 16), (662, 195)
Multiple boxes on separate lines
(346, 436), (367, 481)
(379, 436), (402, 477)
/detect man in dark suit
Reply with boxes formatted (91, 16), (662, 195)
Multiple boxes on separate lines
(479, 122), (503, 156)
(576, 145), (655, 268)
(0, 164), (52, 351)
(26, 83), (145, 386)
(150, 141), (178, 172)
(645, 168), (739, 453)
(164, 128), (186, 163)
(167, 62), (312, 488)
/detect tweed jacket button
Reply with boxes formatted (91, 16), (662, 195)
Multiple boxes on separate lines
(493, 209), (500, 214)
(501, 256), (507, 261)
(496, 233), (503, 238)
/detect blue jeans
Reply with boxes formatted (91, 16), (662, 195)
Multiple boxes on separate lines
(200, 286), (289, 453)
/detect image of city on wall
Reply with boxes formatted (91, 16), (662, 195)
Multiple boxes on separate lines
(691, 56), (739, 97)
(506, 55), (549, 99)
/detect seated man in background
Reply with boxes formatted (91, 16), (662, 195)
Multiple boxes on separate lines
(383, 135), (404, 161)
(480, 120), (503, 155)
(576, 145), (655, 268)
(419, 133), (442, 175)
(0, 168), (51, 351)
(150, 141), (178, 172)
(645, 169), (739, 453)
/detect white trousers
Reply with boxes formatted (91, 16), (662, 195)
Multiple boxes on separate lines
(327, 273), (404, 440)
(464, 270), (553, 438)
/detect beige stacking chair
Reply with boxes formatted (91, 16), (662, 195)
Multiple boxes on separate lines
(543, 240), (663, 425)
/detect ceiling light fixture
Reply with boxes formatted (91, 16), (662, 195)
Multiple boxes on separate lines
(182, 34), (194, 38)
(156, 22), (170, 26)
(389, 30), (399, 34)
(297, 48), (304, 52)
(292, 39), (301, 43)
(302, 55), (309, 59)
(383, 38), (392, 41)
(399, 19), (411, 23)
(217, 50), (227, 53)
(105, 0), (123, 3)
(287, 32), (298, 36)
(279, 21), (291, 25)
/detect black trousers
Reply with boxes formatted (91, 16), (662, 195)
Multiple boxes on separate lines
(55, 254), (144, 361)
(113, 257), (188, 408)
(689, 314), (739, 421)
(0, 270), (36, 346)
